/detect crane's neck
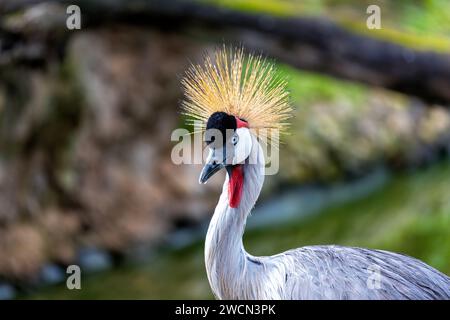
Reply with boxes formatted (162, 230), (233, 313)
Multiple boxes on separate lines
(204, 136), (265, 299)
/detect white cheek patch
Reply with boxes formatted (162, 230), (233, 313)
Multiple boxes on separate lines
(207, 146), (225, 165)
(205, 148), (214, 163)
(232, 128), (252, 165)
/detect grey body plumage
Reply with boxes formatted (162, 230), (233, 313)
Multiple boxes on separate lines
(276, 245), (450, 299)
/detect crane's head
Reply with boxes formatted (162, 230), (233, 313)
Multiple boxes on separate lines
(199, 112), (252, 184)
(181, 46), (292, 187)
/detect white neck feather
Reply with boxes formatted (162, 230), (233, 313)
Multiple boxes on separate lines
(204, 135), (265, 299)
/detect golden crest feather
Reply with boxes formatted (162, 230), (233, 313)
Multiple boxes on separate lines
(181, 46), (292, 143)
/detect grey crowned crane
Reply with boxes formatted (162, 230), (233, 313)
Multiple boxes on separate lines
(181, 47), (450, 300)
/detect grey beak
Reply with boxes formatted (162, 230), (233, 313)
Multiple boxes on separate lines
(199, 162), (225, 184)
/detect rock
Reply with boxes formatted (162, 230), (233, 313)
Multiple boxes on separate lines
(166, 227), (204, 250)
(78, 248), (113, 273)
(122, 243), (157, 264)
(39, 264), (65, 285)
(0, 283), (16, 300)
(0, 28), (211, 281)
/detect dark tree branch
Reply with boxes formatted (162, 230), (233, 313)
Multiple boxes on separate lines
(1, 0), (450, 105)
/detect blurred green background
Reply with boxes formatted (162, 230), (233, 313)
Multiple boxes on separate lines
(0, 0), (449, 299)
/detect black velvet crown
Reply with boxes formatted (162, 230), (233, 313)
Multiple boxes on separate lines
(205, 112), (237, 145)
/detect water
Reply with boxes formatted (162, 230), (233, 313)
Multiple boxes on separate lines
(27, 162), (450, 299)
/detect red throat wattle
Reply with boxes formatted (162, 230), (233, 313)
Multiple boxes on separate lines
(228, 165), (244, 208)
(228, 116), (248, 208)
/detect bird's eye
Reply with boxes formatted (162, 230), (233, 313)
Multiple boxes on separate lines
(232, 134), (239, 145)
